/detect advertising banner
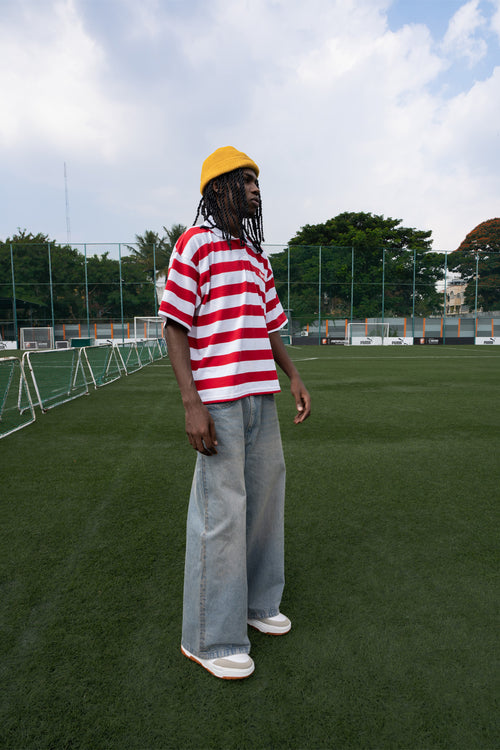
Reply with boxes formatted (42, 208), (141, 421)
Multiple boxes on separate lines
(385, 337), (413, 346)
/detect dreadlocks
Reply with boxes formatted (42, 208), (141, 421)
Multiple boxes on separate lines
(193, 168), (264, 253)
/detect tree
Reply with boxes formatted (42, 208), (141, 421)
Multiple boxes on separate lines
(0, 223), (188, 328)
(85, 252), (154, 319)
(162, 224), (186, 258)
(269, 212), (444, 321)
(0, 231), (86, 324)
(126, 224), (186, 281)
(447, 219), (500, 311)
(0, 230), (160, 324)
(126, 230), (167, 282)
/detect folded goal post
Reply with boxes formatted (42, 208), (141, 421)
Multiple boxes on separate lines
(117, 342), (142, 374)
(0, 357), (36, 439)
(23, 348), (88, 411)
(20, 327), (54, 350)
(347, 322), (390, 345)
(134, 317), (164, 341)
(81, 344), (125, 388)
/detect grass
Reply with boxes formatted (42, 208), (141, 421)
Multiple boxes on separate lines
(0, 346), (498, 749)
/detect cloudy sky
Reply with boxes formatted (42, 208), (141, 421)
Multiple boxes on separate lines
(1, 0), (499, 253)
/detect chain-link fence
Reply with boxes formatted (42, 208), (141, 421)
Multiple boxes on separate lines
(1, 241), (499, 346)
(0, 242), (162, 344)
(269, 245), (500, 344)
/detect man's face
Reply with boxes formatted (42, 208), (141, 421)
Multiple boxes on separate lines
(214, 168), (260, 218)
(242, 169), (260, 217)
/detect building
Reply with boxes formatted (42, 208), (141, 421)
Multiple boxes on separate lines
(445, 280), (469, 315)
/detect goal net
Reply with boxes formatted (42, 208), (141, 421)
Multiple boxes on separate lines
(347, 322), (390, 345)
(134, 317), (164, 341)
(136, 339), (162, 365)
(20, 327), (54, 350)
(23, 348), (88, 411)
(117, 342), (142, 374)
(81, 344), (125, 388)
(0, 357), (36, 439)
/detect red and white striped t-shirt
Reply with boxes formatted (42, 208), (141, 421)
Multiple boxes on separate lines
(158, 225), (287, 404)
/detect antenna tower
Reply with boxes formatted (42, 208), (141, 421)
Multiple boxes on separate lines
(64, 162), (72, 245)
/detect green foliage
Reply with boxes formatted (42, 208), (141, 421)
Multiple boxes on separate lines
(84, 252), (154, 320)
(125, 230), (165, 282)
(0, 231), (86, 322)
(0, 226), (185, 325)
(126, 224), (186, 281)
(448, 218), (500, 310)
(270, 212), (444, 321)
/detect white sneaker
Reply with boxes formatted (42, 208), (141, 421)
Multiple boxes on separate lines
(181, 645), (255, 680)
(247, 613), (291, 635)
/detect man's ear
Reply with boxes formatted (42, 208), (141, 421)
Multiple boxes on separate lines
(212, 180), (219, 193)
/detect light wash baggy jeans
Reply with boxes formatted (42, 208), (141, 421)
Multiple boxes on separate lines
(181, 394), (286, 659)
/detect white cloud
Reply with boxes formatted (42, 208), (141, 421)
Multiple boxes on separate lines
(442, 0), (488, 66)
(0, 0), (499, 251)
(0, 0), (134, 160)
(490, 0), (500, 39)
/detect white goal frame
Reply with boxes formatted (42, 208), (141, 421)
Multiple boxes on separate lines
(20, 327), (54, 350)
(0, 357), (36, 439)
(133, 317), (164, 341)
(347, 322), (390, 345)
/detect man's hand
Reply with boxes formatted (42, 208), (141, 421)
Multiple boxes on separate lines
(165, 320), (218, 455)
(269, 331), (311, 425)
(185, 400), (218, 455)
(290, 375), (311, 424)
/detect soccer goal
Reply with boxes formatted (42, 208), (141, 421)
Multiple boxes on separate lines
(347, 322), (390, 345)
(134, 317), (164, 341)
(20, 327), (54, 350)
(23, 348), (88, 411)
(0, 357), (36, 439)
(117, 342), (142, 374)
(81, 344), (126, 388)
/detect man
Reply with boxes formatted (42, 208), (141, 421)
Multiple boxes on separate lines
(159, 146), (311, 680)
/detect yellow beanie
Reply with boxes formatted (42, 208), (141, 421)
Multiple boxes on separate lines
(200, 146), (259, 194)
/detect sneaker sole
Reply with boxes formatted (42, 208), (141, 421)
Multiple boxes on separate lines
(181, 646), (255, 680)
(247, 619), (292, 635)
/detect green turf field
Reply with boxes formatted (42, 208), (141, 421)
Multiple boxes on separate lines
(1, 346), (498, 749)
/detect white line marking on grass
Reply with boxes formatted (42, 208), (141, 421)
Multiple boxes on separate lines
(290, 354), (500, 362)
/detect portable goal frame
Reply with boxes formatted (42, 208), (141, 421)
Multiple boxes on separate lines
(347, 322), (390, 345)
(20, 327), (54, 350)
(133, 317), (164, 341)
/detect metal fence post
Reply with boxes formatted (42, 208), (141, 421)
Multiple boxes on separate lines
(474, 252), (479, 343)
(118, 244), (124, 344)
(443, 252), (448, 344)
(350, 247), (354, 330)
(47, 242), (55, 333)
(412, 246), (416, 339)
(382, 246), (385, 341)
(153, 242), (157, 316)
(9, 243), (18, 347)
(84, 244), (90, 338)
(287, 244), (290, 318)
(318, 246), (322, 344)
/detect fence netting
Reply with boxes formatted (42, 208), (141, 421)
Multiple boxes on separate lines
(1, 242), (498, 346)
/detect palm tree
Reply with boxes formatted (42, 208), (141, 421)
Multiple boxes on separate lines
(162, 224), (186, 269)
(126, 230), (164, 282)
(127, 224), (187, 281)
